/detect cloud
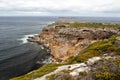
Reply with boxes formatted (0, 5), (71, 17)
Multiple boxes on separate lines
(0, 0), (120, 16)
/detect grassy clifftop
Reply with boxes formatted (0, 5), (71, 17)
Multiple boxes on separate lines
(69, 22), (120, 29)
(48, 21), (120, 30)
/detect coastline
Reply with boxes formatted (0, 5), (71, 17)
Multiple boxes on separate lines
(27, 20), (119, 61)
(11, 20), (120, 80)
(17, 34), (38, 44)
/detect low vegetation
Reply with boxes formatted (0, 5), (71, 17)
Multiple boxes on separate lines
(11, 64), (63, 80)
(68, 50), (101, 64)
(85, 35), (120, 54)
(69, 22), (120, 29)
(47, 56), (120, 80)
(46, 70), (74, 80)
(92, 56), (120, 80)
(46, 21), (120, 30)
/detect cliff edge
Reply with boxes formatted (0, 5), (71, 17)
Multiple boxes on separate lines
(28, 21), (119, 61)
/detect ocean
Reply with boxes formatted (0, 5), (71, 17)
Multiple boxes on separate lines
(0, 16), (120, 80)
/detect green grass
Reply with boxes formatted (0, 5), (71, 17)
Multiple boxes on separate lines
(11, 64), (63, 80)
(68, 50), (101, 64)
(46, 22), (120, 30)
(85, 40), (113, 52)
(68, 22), (120, 29)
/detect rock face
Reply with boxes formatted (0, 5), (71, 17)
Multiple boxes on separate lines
(28, 21), (117, 61)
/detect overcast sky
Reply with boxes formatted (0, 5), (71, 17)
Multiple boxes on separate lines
(0, 0), (120, 17)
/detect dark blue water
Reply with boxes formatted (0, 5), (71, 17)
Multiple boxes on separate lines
(0, 16), (120, 80)
(0, 16), (57, 80)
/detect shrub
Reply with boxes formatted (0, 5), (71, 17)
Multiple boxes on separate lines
(93, 57), (120, 80)
(95, 72), (118, 80)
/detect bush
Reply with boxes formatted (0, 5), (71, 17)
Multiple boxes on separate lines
(93, 57), (120, 80)
(95, 72), (118, 80)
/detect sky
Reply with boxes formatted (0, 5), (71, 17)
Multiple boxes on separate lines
(0, 0), (120, 17)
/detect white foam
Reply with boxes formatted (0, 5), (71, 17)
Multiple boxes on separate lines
(18, 34), (38, 44)
(42, 57), (52, 64)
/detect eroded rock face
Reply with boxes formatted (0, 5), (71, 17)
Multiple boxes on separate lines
(28, 21), (117, 61)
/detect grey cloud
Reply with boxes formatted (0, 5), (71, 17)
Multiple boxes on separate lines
(0, 0), (120, 16)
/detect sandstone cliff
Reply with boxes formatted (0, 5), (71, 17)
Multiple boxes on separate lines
(28, 21), (119, 61)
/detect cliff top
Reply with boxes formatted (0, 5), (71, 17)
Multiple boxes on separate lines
(46, 20), (120, 30)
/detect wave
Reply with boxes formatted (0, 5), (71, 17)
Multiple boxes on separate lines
(41, 57), (52, 64)
(17, 34), (38, 44)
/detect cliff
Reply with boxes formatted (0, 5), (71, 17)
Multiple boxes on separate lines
(11, 21), (120, 80)
(28, 21), (119, 61)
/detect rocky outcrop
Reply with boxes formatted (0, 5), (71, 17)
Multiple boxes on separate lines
(28, 21), (118, 61)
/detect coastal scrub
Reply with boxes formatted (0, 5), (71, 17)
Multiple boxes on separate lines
(11, 64), (63, 80)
